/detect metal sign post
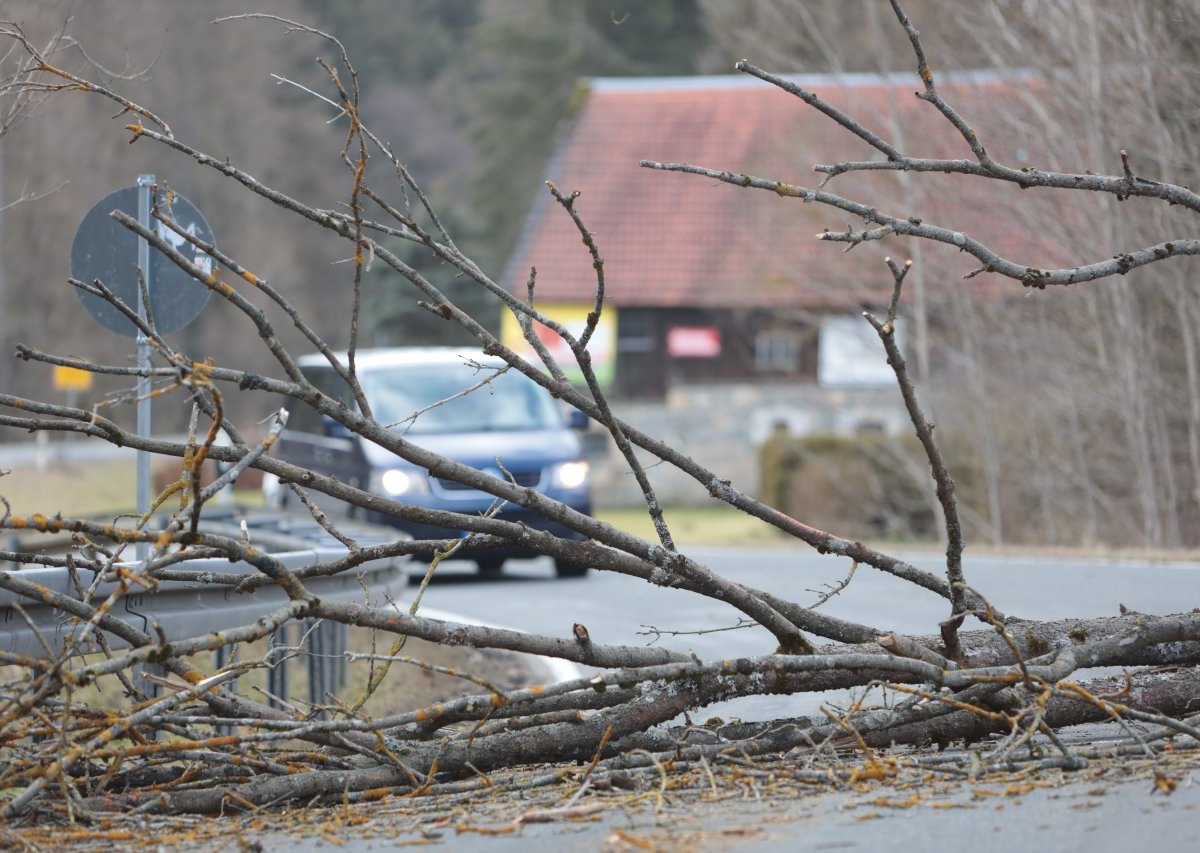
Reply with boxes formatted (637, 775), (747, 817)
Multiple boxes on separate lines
(70, 177), (215, 564)
(136, 175), (153, 562)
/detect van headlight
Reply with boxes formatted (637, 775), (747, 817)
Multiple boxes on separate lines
(372, 468), (427, 496)
(553, 461), (590, 489)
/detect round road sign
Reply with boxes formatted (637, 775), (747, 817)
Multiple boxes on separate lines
(70, 186), (214, 337)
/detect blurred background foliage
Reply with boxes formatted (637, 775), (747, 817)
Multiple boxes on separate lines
(3, 1), (1200, 548)
(0, 0), (716, 391)
(2, 0), (968, 404)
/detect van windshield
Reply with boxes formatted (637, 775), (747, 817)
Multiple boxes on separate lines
(362, 364), (564, 435)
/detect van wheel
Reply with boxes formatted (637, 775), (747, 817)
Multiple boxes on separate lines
(476, 557), (505, 578)
(554, 559), (590, 578)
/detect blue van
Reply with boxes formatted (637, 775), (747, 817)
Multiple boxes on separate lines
(267, 348), (593, 577)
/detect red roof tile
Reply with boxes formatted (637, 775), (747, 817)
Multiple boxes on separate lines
(504, 71), (1068, 310)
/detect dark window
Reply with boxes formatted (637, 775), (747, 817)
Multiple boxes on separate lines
(617, 311), (656, 353)
(615, 310), (667, 398)
(364, 365), (562, 435)
(754, 329), (801, 372)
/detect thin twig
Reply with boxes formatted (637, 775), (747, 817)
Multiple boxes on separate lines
(863, 258), (967, 661)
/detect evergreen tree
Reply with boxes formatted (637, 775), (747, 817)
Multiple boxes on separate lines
(460, 0), (706, 270)
(366, 208), (499, 347)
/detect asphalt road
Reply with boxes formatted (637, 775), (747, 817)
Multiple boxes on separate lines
(414, 546), (1200, 721)
(256, 547), (1200, 853)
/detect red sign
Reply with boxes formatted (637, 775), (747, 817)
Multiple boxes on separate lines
(667, 326), (721, 358)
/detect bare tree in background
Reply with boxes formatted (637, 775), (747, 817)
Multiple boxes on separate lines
(915, 0), (1200, 549)
(0, 0), (359, 413)
(1, 2), (1200, 828)
(704, 0), (1200, 549)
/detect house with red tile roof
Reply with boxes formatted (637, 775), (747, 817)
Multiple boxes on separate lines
(502, 69), (1055, 403)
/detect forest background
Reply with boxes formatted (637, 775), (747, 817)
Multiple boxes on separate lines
(2, 0), (1198, 551)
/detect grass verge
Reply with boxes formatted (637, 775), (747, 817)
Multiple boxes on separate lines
(1, 459), (136, 518)
(596, 504), (786, 547)
(8, 459), (1191, 558)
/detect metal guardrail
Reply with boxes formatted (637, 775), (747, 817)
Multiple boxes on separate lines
(0, 512), (412, 706)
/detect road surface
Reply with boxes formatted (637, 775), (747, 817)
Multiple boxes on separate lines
(245, 546), (1200, 852)
(414, 546), (1200, 721)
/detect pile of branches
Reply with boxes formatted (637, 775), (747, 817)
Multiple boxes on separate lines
(1, 2), (1199, 823)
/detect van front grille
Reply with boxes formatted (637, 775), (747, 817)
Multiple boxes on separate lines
(435, 469), (543, 491)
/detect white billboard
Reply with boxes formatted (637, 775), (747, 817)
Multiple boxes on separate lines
(817, 314), (905, 387)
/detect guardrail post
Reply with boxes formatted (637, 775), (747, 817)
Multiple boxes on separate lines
(332, 621), (347, 692)
(266, 625), (290, 710)
(213, 645), (235, 736)
(142, 664), (163, 698)
(307, 619), (327, 718)
(304, 620), (348, 718)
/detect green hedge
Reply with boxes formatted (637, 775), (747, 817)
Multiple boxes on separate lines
(758, 432), (941, 541)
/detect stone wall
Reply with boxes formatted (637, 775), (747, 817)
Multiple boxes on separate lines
(584, 382), (909, 507)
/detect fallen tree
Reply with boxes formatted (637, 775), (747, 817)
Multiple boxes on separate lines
(1, 1), (1198, 825)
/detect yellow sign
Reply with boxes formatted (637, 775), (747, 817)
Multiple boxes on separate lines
(500, 302), (617, 388)
(53, 365), (93, 392)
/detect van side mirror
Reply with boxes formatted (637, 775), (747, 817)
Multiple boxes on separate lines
(567, 409), (589, 431)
